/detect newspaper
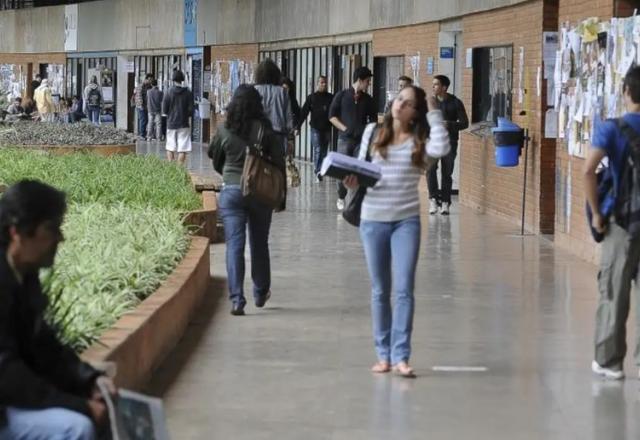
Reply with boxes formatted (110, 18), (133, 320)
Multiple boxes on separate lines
(97, 378), (170, 440)
(320, 152), (382, 187)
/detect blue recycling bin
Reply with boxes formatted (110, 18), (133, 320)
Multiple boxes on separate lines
(492, 117), (524, 167)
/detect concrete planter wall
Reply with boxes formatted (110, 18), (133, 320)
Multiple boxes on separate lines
(82, 236), (211, 390)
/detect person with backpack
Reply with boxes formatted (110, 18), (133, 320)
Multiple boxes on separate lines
(343, 86), (450, 377)
(297, 75), (334, 182)
(162, 70), (194, 164)
(584, 66), (640, 380)
(82, 76), (103, 125)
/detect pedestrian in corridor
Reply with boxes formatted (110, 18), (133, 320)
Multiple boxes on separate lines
(297, 75), (334, 182)
(162, 70), (194, 165)
(254, 59), (293, 155)
(147, 79), (163, 141)
(427, 74), (468, 215)
(584, 66), (640, 380)
(208, 85), (286, 316)
(329, 66), (377, 211)
(344, 86), (450, 377)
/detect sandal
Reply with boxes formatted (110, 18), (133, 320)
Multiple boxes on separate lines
(393, 362), (416, 378)
(371, 361), (391, 373)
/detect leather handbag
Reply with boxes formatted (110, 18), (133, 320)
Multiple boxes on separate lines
(342, 126), (378, 227)
(240, 125), (286, 210)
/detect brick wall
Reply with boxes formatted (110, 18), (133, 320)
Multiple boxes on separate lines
(372, 22), (440, 87)
(459, 0), (554, 233)
(554, 0), (615, 263)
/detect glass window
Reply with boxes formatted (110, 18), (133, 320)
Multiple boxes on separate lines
(472, 46), (513, 124)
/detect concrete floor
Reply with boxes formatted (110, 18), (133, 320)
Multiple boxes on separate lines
(145, 145), (640, 439)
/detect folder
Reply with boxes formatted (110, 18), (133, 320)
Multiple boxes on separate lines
(320, 152), (381, 187)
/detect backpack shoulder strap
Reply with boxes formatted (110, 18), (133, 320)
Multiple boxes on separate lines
(617, 118), (640, 161)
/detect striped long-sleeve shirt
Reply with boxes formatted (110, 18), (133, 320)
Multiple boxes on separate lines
(358, 110), (450, 222)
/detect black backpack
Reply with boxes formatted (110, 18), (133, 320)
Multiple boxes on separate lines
(615, 119), (640, 237)
(87, 87), (101, 107)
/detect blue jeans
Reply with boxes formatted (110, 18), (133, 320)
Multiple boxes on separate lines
(311, 128), (330, 175)
(336, 137), (360, 199)
(137, 108), (148, 137)
(360, 216), (421, 364)
(0, 407), (95, 440)
(218, 186), (273, 307)
(87, 107), (100, 125)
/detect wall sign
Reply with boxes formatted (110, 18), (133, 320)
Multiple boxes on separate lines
(64, 4), (78, 52)
(184, 0), (198, 47)
(440, 47), (455, 59)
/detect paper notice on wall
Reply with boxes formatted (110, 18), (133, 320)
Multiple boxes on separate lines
(466, 48), (473, 68)
(545, 109), (558, 138)
(547, 79), (555, 106)
(518, 47), (525, 104)
(543, 31), (559, 79)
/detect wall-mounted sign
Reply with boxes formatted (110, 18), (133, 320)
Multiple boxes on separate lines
(184, 0), (198, 47)
(440, 47), (455, 59)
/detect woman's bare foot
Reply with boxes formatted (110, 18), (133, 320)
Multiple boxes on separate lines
(393, 361), (416, 378)
(371, 361), (391, 373)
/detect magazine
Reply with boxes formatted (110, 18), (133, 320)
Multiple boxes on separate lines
(97, 378), (170, 440)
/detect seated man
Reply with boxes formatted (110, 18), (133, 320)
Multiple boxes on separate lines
(6, 97), (24, 115)
(0, 180), (115, 440)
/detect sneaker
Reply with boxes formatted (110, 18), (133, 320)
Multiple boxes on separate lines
(429, 199), (439, 215)
(591, 360), (624, 380)
(337, 198), (345, 211)
(316, 173), (323, 183)
(230, 303), (245, 316)
(440, 202), (451, 215)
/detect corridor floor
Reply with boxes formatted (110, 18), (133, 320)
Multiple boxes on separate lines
(148, 161), (640, 439)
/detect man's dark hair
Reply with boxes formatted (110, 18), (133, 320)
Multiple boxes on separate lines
(225, 84), (273, 141)
(318, 75), (327, 81)
(145, 73), (154, 80)
(172, 70), (185, 83)
(624, 66), (640, 104)
(13, 97), (22, 103)
(434, 75), (451, 89)
(398, 75), (413, 84)
(255, 59), (282, 86)
(353, 66), (373, 83)
(151, 79), (158, 87)
(0, 180), (67, 246)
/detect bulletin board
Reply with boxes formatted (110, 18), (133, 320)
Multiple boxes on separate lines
(555, 16), (640, 157)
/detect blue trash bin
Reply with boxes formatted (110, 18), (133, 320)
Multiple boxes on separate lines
(492, 117), (524, 167)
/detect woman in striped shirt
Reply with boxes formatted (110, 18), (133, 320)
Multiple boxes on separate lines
(344, 85), (450, 377)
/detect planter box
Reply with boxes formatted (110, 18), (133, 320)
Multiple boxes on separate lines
(183, 191), (217, 242)
(20, 143), (136, 156)
(81, 236), (211, 390)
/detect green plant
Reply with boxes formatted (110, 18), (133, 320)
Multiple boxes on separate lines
(42, 203), (191, 352)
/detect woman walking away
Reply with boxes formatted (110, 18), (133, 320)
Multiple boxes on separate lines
(208, 85), (286, 316)
(344, 86), (450, 377)
(254, 59), (294, 155)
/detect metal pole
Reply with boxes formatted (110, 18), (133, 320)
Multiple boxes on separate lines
(521, 129), (529, 235)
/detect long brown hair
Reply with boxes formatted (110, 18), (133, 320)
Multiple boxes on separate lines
(371, 85), (428, 169)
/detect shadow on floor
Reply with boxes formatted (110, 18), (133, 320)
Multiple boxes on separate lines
(145, 275), (225, 397)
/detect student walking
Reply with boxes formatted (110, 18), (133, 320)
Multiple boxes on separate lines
(344, 86), (450, 377)
(427, 75), (468, 215)
(298, 75), (334, 182)
(329, 66), (377, 210)
(584, 66), (640, 380)
(162, 70), (194, 164)
(208, 85), (286, 316)
(254, 59), (293, 155)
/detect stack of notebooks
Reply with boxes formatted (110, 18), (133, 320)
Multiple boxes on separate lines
(320, 152), (382, 187)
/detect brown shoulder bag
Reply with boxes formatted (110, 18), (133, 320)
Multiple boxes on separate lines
(240, 125), (286, 209)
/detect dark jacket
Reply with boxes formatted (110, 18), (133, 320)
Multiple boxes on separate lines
(147, 87), (163, 114)
(208, 120), (287, 211)
(0, 249), (100, 425)
(434, 93), (469, 142)
(328, 87), (377, 142)
(298, 91), (334, 132)
(162, 85), (194, 130)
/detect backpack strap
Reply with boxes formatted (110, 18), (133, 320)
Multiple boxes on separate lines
(618, 119), (640, 163)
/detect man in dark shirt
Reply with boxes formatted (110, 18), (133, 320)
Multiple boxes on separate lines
(427, 74), (469, 215)
(329, 66), (377, 210)
(298, 75), (334, 183)
(0, 180), (116, 439)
